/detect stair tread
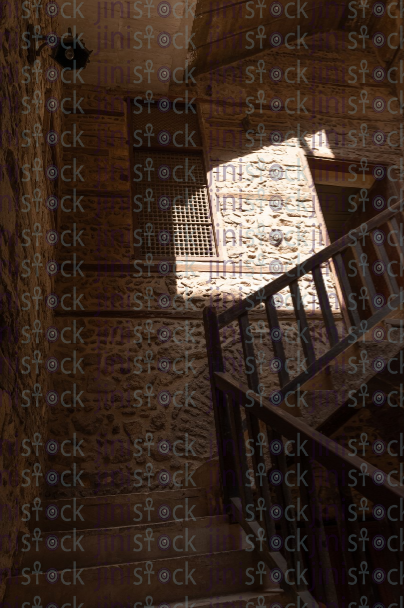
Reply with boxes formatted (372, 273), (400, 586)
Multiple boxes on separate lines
(28, 514), (229, 536)
(43, 486), (207, 505)
(8, 546), (278, 605)
(36, 487), (210, 530)
(158, 589), (286, 608)
(12, 548), (263, 579)
(81, 591), (286, 608)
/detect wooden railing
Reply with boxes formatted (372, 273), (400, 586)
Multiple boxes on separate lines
(204, 200), (404, 607)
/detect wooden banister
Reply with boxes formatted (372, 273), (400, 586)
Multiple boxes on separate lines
(204, 199), (404, 607)
(214, 371), (404, 508)
(217, 198), (404, 328)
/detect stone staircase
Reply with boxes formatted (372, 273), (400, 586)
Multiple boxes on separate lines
(7, 487), (289, 608)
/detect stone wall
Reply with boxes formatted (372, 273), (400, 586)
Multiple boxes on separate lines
(0, 2), (62, 599)
(44, 35), (404, 500)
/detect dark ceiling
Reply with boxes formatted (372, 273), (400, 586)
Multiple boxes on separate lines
(190, 0), (401, 74)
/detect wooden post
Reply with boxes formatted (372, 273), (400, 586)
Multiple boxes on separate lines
(203, 306), (238, 515)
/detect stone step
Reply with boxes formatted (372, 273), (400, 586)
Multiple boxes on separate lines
(191, 590), (288, 608)
(7, 550), (279, 606)
(21, 516), (245, 570)
(33, 488), (209, 532)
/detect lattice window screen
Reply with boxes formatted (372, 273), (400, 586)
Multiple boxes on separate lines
(132, 102), (215, 258)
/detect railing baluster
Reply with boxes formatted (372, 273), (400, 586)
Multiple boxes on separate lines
(265, 430), (297, 572)
(312, 265), (339, 347)
(238, 313), (276, 538)
(265, 296), (290, 387)
(332, 482), (362, 605)
(370, 237), (399, 295)
(238, 313), (260, 389)
(388, 216), (404, 253)
(226, 389), (254, 520)
(298, 458), (328, 602)
(374, 517), (402, 605)
(351, 241), (378, 314)
(333, 252), (362, 326)
(387, 517), (402, 575)
(338, 484), (377, 605)
(387, 217), (404, 276)
(290, 280), (316, 367)
(268, 430), (311, 593)
(300, 455), (339, 606)
(203, 307), (238, 511)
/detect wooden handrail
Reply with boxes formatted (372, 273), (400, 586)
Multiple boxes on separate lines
(266, 291), (404, 405)
(214, 371), (404, 509)
(217, 197), (404, 328)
